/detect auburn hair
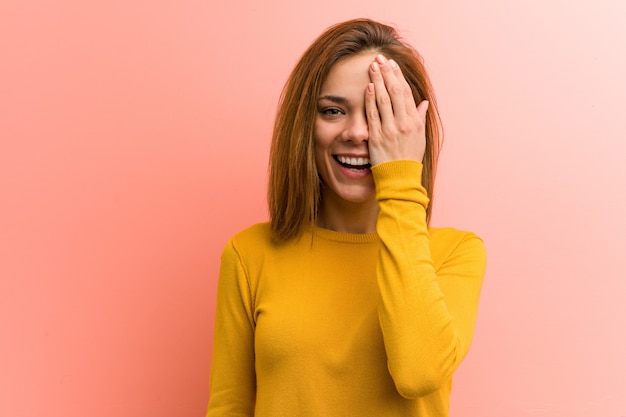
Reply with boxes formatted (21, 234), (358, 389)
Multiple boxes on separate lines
(268, 18), (443, 241)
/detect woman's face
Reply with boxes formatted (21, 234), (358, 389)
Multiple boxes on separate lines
(314, 52), (378, 205)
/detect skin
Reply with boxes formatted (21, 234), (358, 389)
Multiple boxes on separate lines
(314, 52), (429, 234)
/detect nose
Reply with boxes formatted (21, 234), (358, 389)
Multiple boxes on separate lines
(342, 113), (369, 144)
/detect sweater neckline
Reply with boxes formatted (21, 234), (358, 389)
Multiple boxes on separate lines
(311, 224), (379, 244)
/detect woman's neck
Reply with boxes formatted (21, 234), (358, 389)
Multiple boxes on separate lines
(316, 194), (379, 234)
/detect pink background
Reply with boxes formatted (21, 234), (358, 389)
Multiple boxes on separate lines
(2, 1), (625, 416)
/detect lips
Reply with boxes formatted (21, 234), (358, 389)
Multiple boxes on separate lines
(334, 155), (371, 170)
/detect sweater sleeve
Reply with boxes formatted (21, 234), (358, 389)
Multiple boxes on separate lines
(372, 160), (486, 399)
(205, 239), (256, 417)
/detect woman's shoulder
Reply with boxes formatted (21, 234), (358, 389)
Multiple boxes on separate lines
(428, 226), (486, 266)
(429, 226), (482, 242)
(226, 222), (273, 252)
(219, 222), (273, 269)
(222, 222), (308, 278)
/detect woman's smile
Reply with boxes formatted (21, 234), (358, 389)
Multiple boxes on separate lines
(314, 51), (379, 204)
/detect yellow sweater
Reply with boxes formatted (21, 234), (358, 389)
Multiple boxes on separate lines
(206, 161), (486, 416)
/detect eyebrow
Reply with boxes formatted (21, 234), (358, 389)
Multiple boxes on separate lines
(317, 95), (349, 105)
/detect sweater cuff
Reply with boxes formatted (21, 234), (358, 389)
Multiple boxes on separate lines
(371, 160), (429, 207)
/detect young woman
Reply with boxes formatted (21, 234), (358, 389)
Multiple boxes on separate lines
(206, 18), (486, 417)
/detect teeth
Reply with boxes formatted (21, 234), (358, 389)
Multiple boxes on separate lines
(337, 155), (370, 166)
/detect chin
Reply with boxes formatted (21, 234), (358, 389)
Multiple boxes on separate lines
(334, 187), (376, 204)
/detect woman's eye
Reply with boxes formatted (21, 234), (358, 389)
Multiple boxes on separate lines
(321, 108), (343, 117)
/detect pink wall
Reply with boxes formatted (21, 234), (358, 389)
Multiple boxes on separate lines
(1, 1), (625, 416)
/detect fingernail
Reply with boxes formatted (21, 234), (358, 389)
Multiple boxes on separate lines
(389, 59), (398, 69)
(376, 54), (387, 64)
(370, 62), (379, 72)
(367, 83), (374, 93)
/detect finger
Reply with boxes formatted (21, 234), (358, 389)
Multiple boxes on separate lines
(376, 55), (410, 120)
(364, 82), (382, 139)
(368, 60), (395, 129)
(389, 59), (422, 120)
(416, 100), (429, 126)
